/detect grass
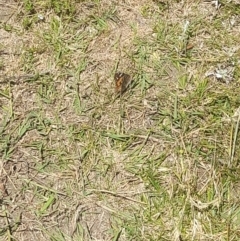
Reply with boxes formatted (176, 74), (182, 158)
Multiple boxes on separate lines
(1, 0), (240, 240)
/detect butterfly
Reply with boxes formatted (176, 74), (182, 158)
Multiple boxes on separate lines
(114, 72), (131, 94)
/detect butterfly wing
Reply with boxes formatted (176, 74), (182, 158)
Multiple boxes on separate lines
(114, 72), (131, 94)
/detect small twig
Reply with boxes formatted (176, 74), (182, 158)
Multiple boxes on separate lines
(2, 205), (13, 241)
(0, 72), (50, 84)
(230, 112), (240, 166)
(133, 134), (164, 144)
(23, 178), (67, 196)
(89, 189), (146, 205)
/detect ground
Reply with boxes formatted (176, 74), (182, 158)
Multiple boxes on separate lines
(1, 0), (240, 240)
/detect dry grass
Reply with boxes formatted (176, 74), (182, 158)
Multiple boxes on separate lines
(1, 0), (240, 240)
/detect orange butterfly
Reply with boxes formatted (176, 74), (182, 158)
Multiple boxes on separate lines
(114, 72), (131, 94)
